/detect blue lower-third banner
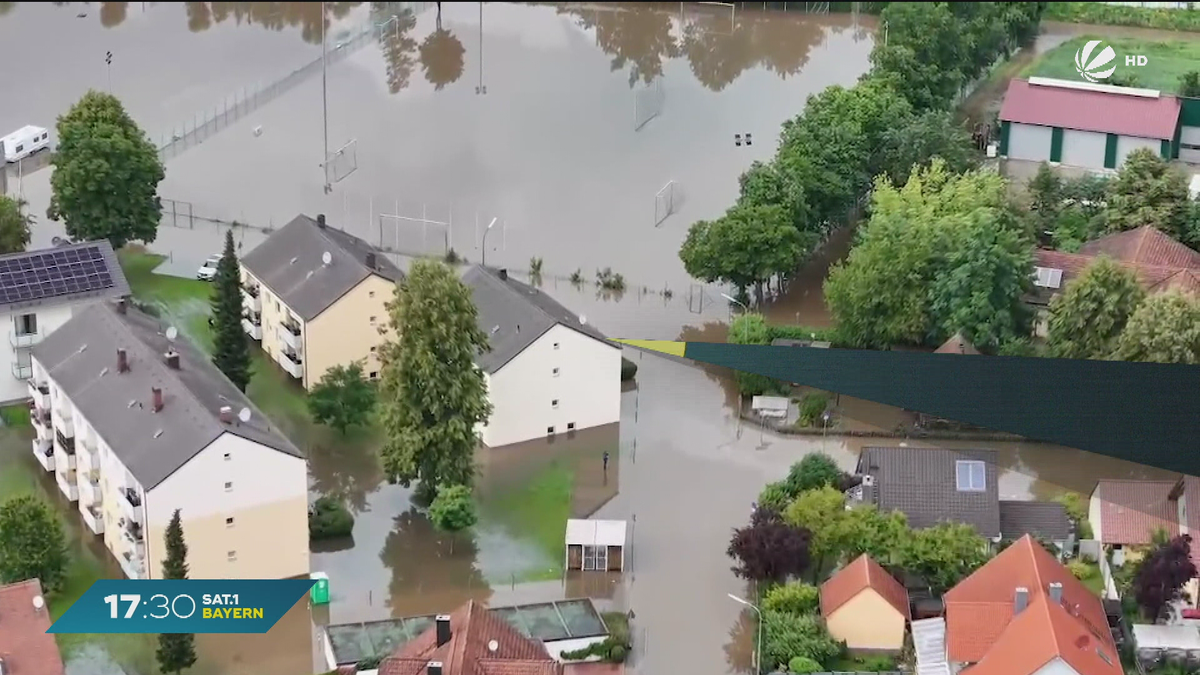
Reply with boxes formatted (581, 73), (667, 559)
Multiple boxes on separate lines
(47, 579), (315, 634)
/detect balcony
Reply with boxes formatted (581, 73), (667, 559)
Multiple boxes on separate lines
(119, 549), (144, 580)
(80, 474), (102, 504)
(243, 284), (261, 313)
(242, 314), (262, 341)
(120, 488), (143, 524)
(81, 505), (104, 535)
(10, 330), (42, 349)
(29, 403), (50, 430)
(278, 320), (302, 351)
(32, 438), (53, 472)
(53, 407), (74, 438)
(10, 362), (31, 380)
(27, 380), (49, 409)
(279, 350), (303, 380)
(56, 469), (78, 502)
(55, 430), (76, 469)
(78, 435), (98, 469)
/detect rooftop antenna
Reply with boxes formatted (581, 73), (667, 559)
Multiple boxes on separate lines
(322, 251), (332, 266)
(289, 256), (299, 265)
(238, 407), (252, 423)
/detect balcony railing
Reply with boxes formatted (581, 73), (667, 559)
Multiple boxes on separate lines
(243, 286), (261, 313)
(56, 469), (78, 502)
(280, 350), (303, 379)
(242, 315), (263, 341)
(125, 519), (144, 541)
(55, 430), (75, 455)
(32, 438), (53, 472)
(27, 379), (49, 408)
(30, 405), (50, 428)
(121, 488), (143, 524)
(10, 362), (32, 380)
(120, 550), (144, 580)
(242, 283), (260, 298)
(53, 410), (74, 438)
(10, 331), (41, 348)
(82, 505), (104, 535)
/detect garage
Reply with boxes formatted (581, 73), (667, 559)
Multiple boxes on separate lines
(1116, 135), (1162, 167)
(1180, 125), (1200, 164)
(1006, 123), (1053, 162)
(1060, 129), (1108, 170)
(565, 519), (626, 572)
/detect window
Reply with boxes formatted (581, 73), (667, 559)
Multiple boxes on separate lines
(567, 422), (575, 431)
(582, 545), (608, 571)
(369, 316), (377, 324)
(547, 426), (555, 435)
(274, 300), (280, 311)
(227, 551), (237, 562)
(955, 460), (986, 492)
(224, 481), (233, 492)
(225, 517), (235, 527)
(15, 313), (37, 336)
(552, 399), (559, 409)
(552, 367), (560, 377)
(14, 145), (22, 153)
(1032, 266), (1063, 289)
(223, 452), (231, 461)
(369, 291), (375, 298)
(369, 371), (379, 380)
(553, 342), (560, 350)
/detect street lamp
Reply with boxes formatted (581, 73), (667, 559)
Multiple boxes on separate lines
(822, 409), (832, 452)
(727, 593), (762, 674)
(721, 293), (749, 313)
(481, 217), (498, 267)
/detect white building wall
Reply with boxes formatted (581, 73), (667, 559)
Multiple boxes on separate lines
(1031, 656), (1084, 675)
(480, 324), (621, 448)
(1088, 489), (1104, 543)
(1060, 130), (1108, 170)
(0, 304), (75, 403)
(1007, 123), (1054, 162)
(1116, 135), (1162, 167)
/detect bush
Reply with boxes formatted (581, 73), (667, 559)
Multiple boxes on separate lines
(858, 654), (898, 671)
(1068, 559), (1092, 580)
(788, 655), (822, 674)
(758, 481), (793, 513)
(784, 454), (842, 495)
(561, 635), (631, 663)
(608, 644), (627, 662)
(797, 393), (830, 428)
(309, 496), (354, 540)
(763, 581), (821, 616)
(761, 610), (843, 672)
(621, 357), (638, 381)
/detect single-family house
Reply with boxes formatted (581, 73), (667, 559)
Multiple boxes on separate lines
(0, 240), (129, 405)
(853, 447), (1072, 548)
(1029, 226), (1200, 336)
(820, 554), (910, 653)
(29, 300), (309, 580)
(239, 214), (404, 389)
(463, 266), (622, 448)
(0, 578), (65, 675)
(943, 535), (1121, 675)
(934, 332), (980, 355)
(999, 77), (1186, 172)
(377, 600), (564, 675)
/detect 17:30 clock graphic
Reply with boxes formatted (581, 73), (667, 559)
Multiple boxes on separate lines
(104, 593), (199, 620)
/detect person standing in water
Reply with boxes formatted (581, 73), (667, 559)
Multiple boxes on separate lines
(602, 451), (610, 473)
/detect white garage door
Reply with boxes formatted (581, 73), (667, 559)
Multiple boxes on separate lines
(1116, 135), (1162, 168)
(1060, 130), (1108, 171)
(1180, 126), (1200, 165)
(1007, 123), (1053, 162)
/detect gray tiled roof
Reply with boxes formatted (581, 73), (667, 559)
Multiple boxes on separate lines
(0, 240), (129, 315)
(31, 302), (301, 490)
(461, 266), (613, 373)
(857, 447), (1002, 538)
(240, 215), (404, 321)
(998, 500), (1072, 542)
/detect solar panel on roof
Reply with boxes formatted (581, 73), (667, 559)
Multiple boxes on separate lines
(0, 244), (117, 306)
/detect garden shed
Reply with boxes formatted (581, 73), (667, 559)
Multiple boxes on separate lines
(565, 519), (626, 572)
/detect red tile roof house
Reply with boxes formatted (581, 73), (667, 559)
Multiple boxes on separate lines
(1089, 477), (1200, 603)
(0, 579), (66, 675)
(942, 535), (1122, 675)
(998, 77), (1186, 173)
(820, 554), (911, 653)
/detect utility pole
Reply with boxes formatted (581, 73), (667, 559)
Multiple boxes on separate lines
(321, 1), (331, 194)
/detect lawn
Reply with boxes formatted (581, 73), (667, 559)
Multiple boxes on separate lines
(1077, 560), (1106, 596)
(481, 461), (574, 582)
(1024, 35), (1200, 93)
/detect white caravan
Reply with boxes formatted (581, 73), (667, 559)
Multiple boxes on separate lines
(1, 126), (50, 163)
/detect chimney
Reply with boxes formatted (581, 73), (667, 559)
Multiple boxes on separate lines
(116, 298), (127, 314)
(435, 614), (452, 647)
(117, 349), (129, 373)
(427, 662), (443, 675)
(1014, 587), (1029, 614)
(365, 252), (376, 270)
(1049, 582), (1063, 604)
(219, 406), (233, 424)
(316, 214), (326, 229)
(151, 387), (163, 413)
(498, 268), (508, 281)
(164, 351), (180, 370)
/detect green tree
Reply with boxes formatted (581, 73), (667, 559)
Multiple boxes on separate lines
(0, 495), (68, 594)
(783, 454), (843, 496)
(736, 160), (809, 231)
(1180, 71), (1200, 98)
(428, 484), (478, 553)
(1046, 257), (1146, 360)
(1054, 492), (1093, 540)
(900, 521), (989, 593)
(679, 203), (810, 301)
(0, 195), (34, 254)
(838, 505), (910, 566)
(157, 509), (196, 674)
(762, 581), (821, 615)
(878, 110), (979, 186)
(48, 90), (165, 249)
(784, 486), (848, 578)
(760, 610), (842, 672)
(210, 230), (251, 391)
(758, 481), (793, 514)
(870, 3), (967, 112)
(378, 260), (492, 501)
(1112, 292), (1200, 364)
(1104, 149), (1192, 241)
(308, 361), (377, 433)
(726, 313), (784, 397)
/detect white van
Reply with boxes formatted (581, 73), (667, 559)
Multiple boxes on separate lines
(1, 126), (50, 163)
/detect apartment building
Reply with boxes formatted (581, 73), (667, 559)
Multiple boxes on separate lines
(239, 214), (404, 390)
(29, 300), (308, 581)
(0, 240), (129, 404)
(463, 266), (622, 448)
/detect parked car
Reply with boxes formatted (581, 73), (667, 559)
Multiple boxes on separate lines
(196, 255), (222, 281)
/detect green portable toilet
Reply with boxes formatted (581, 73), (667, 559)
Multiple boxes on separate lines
(310, 572), (330, 605)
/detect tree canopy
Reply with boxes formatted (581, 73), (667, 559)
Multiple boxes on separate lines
(679, 203), (810, 301)
(428, 484), (479, 534)
(211, 230), (251, 391)
(1134, 534), (1198, 621)
(377, 260), (491, 499)
(1046, 257), (1146, 360)
(1112, 291), (1200, 364)
(48, 90), (165, 249)
(0, 195), (33, 254)
(727, 506), (812, 584)
(900, 521), (989, 593)
(157, 509), (197, 674)
(0, 495), (67, 594)
(308, 361), (378, 433)
(1104, 149), (1192, 242)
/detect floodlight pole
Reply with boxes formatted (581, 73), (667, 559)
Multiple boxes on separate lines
(321, 1), (331, 194)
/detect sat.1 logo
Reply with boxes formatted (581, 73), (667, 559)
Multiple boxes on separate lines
(1074, 40), (1117, 83)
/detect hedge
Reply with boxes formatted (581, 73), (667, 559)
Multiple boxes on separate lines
(309, 495), (354, 540)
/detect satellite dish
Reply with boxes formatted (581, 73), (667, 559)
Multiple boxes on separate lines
(238, 407), (252, 423)
(165, 326), (178, 341)
(322, 251), (332, 266)
(32, 595), (44, 610)
(580, 315), (587, 325)
(488, 640), (499, 652)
